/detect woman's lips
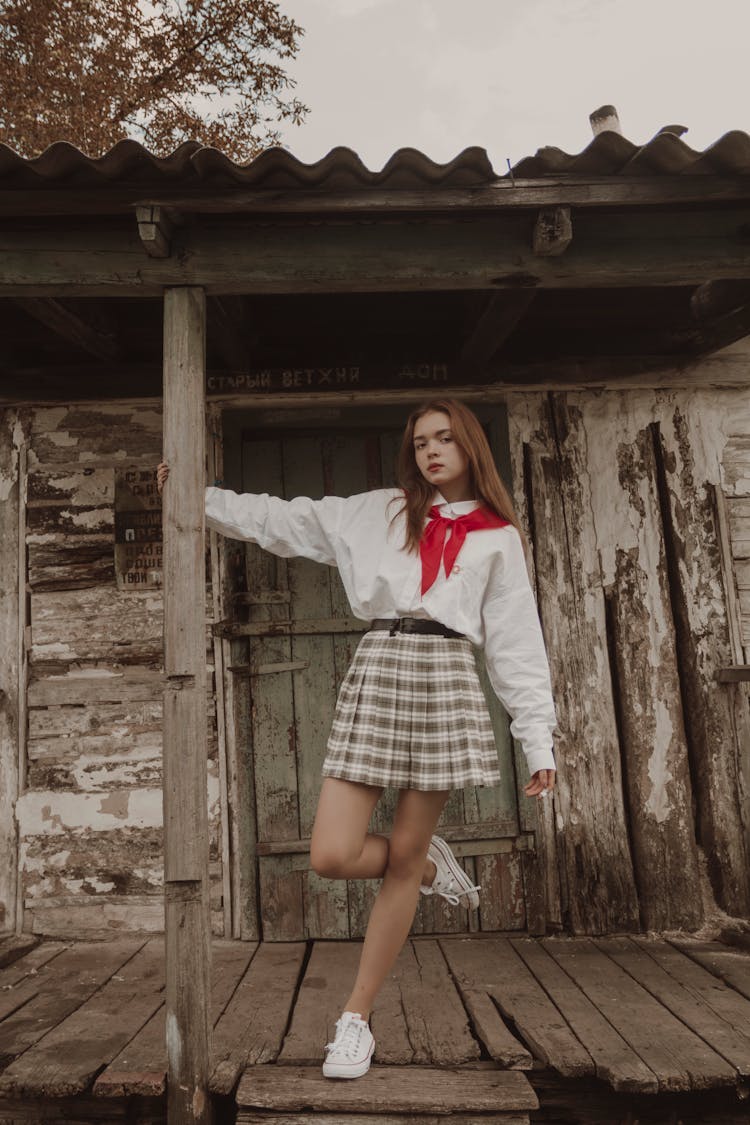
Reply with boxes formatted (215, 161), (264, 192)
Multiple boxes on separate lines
(428, 464), (443, 473)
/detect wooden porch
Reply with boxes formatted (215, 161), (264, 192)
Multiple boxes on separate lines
(1, 933), (749, 1125)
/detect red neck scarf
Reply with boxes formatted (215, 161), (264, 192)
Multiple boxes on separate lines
(420, 504), (509, 594)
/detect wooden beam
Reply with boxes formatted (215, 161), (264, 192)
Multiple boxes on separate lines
(162, 286), (212, 1125)
(533, 207), (572, 256)
(3, 351), (750, 405)
(682, 279), (750, 353)
(2, 177), (750, 217)
(0, 410), (28, 934)
(12, 297), (120, 361)
(460, 291), (536, 367)
(716, 666), (750, 683)
(2, 208), (750, 295)
(136, 205), (183, 258)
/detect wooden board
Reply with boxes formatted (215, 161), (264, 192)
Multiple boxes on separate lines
(210, 942), (306, 1095)
(93, 939), (254, 1099)
(30, 587), (164, 667)
(520, 395), (640, 934)
(441, 936), (593, 1078)
(0, 935), (39, 972)
(510, 938), (657, 1093)
(652, 411), (750, 917)
(0, 409), (26, 936)
(0, 938), (165, 1097)
(236, 1064), (538, 1114)
(0, 1091), (167, 1124)
(380, 940), (479, 1066)
(238, 1116), (530, 1125)
(601, 416), (702, 929)
(601, 937), (750, 1077)
(543, 938), (735, 1091)
(28, 666), (165, 706)
(28, 405), (162, 468)
(6, 207), (750, 296)
(0, 940), (142, 1071)
(278, 941), (363, 1065)
(0, 941), (69, 1022)
(365, 946), (414, 1066)
(671, 939), (750, 1003)
(458, 988), (532, 1069)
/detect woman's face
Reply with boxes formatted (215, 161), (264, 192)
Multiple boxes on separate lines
(413, 411), (471, 497)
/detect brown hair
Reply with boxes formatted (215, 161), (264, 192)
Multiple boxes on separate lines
(390, 398), (526, 553)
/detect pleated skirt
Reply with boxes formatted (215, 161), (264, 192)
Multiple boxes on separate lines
(321, 630), (502, 791)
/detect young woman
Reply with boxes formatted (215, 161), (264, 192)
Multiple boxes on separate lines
(157, 398), (557, 1080)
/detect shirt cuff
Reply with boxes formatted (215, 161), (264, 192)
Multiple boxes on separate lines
(524, 745), (557, 777)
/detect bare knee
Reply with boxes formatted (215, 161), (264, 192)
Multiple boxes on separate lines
(310, 840), (361, 880)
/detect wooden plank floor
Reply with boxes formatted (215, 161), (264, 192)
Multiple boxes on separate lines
(0, 932), (748, 1120)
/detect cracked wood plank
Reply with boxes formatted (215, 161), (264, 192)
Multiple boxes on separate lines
(278, 941), (364, 1065)
(442, 936), (593, 1077)
(383, 940), (479, 1065)
(512, 938), (657, 1093)
(210, 942), (305, 1095)
(544, 937), (734, 1091)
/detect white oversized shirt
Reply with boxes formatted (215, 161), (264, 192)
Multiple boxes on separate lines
(205, 485), (557, 777)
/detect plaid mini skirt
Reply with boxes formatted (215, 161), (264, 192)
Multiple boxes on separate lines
(321, 630), (502, 791)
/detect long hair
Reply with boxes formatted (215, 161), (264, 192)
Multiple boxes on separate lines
(390, 398), (527, 554)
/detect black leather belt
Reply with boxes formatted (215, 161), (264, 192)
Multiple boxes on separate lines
(369, 617), (466, 639)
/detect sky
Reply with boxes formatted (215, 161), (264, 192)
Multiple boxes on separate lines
(276, 0), (750, 172)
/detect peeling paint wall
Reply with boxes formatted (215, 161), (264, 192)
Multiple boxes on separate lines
(509, 368), (750, 929)
(9, 402), (223, 938)
(4, 368), (749, 939)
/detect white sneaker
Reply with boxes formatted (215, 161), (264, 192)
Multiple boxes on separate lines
(322, 1011), (375, 1079)
(420, 834), (481, 910)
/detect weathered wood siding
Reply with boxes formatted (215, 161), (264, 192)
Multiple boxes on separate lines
(11, 403), (223, 937)
(724, 432), (750, 658)
(509, 380), (750, 932)
(0, 408), (30, 931)
(3, 374), (749, 940)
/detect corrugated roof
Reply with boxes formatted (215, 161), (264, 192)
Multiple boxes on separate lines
(0, 139), (496, 189)
(0, 128), (749, 191)
(511, 128), (750, 177)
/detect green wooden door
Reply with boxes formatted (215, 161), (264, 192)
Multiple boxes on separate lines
(238, 406), (537, 940)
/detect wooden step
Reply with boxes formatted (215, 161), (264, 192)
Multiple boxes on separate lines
(236, 1064), (538, 1123)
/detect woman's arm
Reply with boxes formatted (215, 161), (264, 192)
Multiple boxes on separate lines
(481, 527), (558, 789)
(157, 462), (347, 566)
(204, 485), (347, 565)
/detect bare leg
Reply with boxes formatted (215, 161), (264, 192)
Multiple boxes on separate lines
(343, 787), (450, 1019)
(310, 777), (437, 886)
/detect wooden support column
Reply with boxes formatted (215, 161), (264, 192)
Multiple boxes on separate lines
(162, 286), (212, 1125)
(0, 409), (29, 933)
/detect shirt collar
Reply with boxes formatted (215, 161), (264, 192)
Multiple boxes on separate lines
(432, 491), (480, 517)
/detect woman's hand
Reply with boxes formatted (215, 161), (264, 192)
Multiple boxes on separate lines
(156, 462), (169, 494)
(524, 768), (556, 800)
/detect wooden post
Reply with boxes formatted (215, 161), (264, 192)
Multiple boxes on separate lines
(162, 286), (212, 1125)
